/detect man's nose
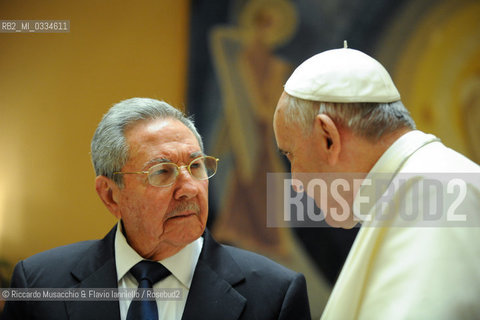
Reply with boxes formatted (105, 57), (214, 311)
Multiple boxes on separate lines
(291, 174), (305, 193)
(173, 167), (199, 200)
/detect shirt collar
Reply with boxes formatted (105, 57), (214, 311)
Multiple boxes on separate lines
(114, 221), (203, 289)
(352, 130), (440, 221)
(369, 130), (440, 174)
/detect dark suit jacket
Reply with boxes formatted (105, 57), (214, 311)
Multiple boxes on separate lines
(2, 226), (311, 320)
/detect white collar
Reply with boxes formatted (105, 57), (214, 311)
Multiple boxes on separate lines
(369, 130), (439, 175)
(114, 221), (203, 289)
(352, 130), (440, 221)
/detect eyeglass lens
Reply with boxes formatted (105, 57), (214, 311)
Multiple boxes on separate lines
(147, 156), (217, 187)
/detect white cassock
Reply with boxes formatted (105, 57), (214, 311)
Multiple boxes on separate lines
(321, 130), (480, 320)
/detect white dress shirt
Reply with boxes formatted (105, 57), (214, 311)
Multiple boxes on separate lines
(114, 222), (203, 320)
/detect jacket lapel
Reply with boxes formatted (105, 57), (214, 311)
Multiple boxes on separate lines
(65, 225), (120, 320)
(62, 226), (247, 320)
(181, 230), (246, 320)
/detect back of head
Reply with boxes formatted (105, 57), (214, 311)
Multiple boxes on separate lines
(281, 45), (415, 140)
(91, 98), (203, 186)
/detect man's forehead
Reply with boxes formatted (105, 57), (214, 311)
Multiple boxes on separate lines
(273, 111), (291, 150)
(126, 118), (194, 141)
(273, 103), (293, 133)
(274, 94), (291, 124)
(126, 118), (200, 154)
(143, 150), (204, 167)
(142, 117), (189, 133)
(143, 118), (175, 132)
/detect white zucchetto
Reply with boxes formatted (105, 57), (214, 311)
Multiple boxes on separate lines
(284, 47), (401, 103)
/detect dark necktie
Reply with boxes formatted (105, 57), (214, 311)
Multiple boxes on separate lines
(126, 260), (171, 320)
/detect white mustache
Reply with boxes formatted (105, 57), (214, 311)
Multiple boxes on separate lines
(167, 202), (200, 218)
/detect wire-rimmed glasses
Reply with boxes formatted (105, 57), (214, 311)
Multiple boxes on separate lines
(113, 156), (219, 187)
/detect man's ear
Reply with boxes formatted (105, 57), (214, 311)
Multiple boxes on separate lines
(95, 175), (122, 219)
(315, 114), (341, 166)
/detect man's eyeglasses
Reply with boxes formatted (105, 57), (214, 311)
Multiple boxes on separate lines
(113, 156), (219, 187)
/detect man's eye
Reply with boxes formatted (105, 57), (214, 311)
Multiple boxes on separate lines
(151, 165), (174, 176)
(190, 163), (201, 169)
(152, 169), (168, 175)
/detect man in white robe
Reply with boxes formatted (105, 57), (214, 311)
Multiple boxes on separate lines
(273, 46), (480, 319)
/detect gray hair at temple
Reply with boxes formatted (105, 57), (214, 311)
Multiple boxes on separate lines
(282, 93), (416, 141)
(91, 98), (203, 187)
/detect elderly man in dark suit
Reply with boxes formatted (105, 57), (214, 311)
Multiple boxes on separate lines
(2, 98), (311, 320)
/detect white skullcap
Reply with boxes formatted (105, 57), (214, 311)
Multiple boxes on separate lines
(284, 47), (401, 103)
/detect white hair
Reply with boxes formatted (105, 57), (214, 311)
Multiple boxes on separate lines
(282, 93), (416, 140)
(91, 98), (203, 187)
